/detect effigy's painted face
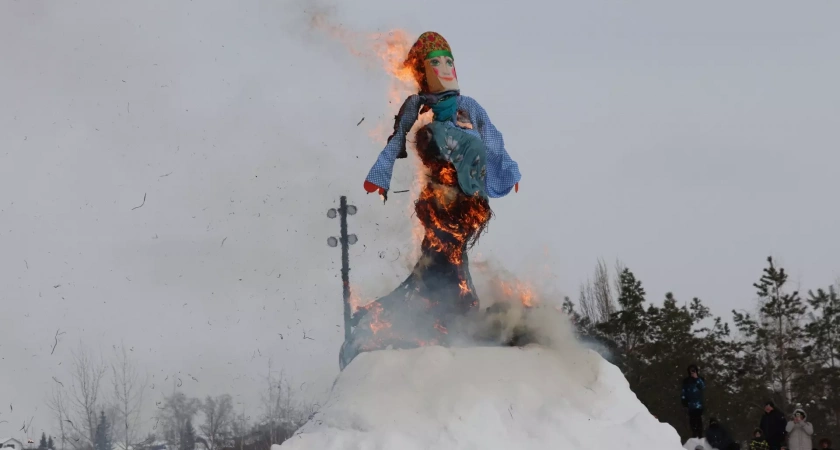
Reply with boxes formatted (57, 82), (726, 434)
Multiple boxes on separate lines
(424, 55), (459, 93)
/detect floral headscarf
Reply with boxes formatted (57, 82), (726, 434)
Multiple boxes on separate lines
(405, 31), (454, 92)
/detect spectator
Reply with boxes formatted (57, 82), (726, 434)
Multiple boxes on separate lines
(750, 428), (770, 450)
(818, 438), (833, 450)
(706, 417), (738, 450)
(760, 401), (787, 450)
(681, 364), (706, 438)
(785, 408), (814, 450)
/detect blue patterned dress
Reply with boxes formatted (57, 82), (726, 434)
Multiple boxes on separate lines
(365, 94), (521, 198)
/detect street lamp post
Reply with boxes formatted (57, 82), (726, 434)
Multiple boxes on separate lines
(327, 196), (358, 343)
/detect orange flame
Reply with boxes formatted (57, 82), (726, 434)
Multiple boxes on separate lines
(458, 280), (470, 297)
(360, 301), (391, 335)
(347, 288), (365, 314)
(309, 12), (417, 139)
(499, 279), (537, 308)
(434, 321), (448, 335)
(347, 286), (394, 335)
(415, 180), (491, 266)
(308, 13), (429, 261)
(371, 30), (418, 108)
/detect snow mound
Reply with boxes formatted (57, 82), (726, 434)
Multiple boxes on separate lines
(279, 345), (683, 449)
(683, 438), (719, 450)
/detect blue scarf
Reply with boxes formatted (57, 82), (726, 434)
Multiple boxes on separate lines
(431, 95), (457, 122)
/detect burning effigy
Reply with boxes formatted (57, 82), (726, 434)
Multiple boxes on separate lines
(340, 32), (522, 369)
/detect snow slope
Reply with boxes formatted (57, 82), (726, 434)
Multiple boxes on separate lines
(684, 437), (719, 450)
(279, 344), (684, 449)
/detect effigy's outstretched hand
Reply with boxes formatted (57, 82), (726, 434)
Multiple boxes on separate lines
(364, 180), (388, 203)
(363, 180), (385, 195)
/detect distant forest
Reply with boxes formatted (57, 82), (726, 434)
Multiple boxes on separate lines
(28, 256), (840, 449)
(563, 256), (840, 444)
(43, 346), (313, 450)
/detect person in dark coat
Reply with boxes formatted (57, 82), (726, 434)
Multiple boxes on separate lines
(760, 401), (788, 450)
(681, 364), (706, 438)
(818, 438), (833, 450)
(706, 417), (738, 450)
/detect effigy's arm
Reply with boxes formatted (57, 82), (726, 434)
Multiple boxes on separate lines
(463, 97), (522, 198)
(364, 95), (421, 192)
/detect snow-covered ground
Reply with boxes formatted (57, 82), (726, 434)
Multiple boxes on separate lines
(684, 437), (719, 450)
(278, 343), (684, 449)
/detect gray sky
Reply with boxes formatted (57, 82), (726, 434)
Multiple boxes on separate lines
(1, 0), (838, 441)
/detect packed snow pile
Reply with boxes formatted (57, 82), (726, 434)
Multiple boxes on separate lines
(279, 343), (684, 449)
(684, 437), (719, 450)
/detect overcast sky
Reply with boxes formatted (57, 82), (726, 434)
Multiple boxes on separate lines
(1, 0), (838, 441)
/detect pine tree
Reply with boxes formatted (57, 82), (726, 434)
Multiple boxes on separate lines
(733, 256), (807, 409)
(799, 285), (840, 431)
(599, 267), (649, 358)
(562, 296), (593, 334)
(689, 297), (765, 441)
(39, 432), (48, 450)
(805, 286), (840, 370)
(179, 419), (196, 450)
(47, 436), (54, 450)
(95, 411), (112, 450)
(634, 292), (697, 436)
(564, 255), (840, 442)
(593, 266), (651, 413)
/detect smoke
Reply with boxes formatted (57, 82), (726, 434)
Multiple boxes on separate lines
(443, 257), (603, 387)
(288, 0), (431, 273)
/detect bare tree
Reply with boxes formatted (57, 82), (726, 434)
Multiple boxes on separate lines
(578, 259), (619, 324)
(47, 387), (69, 450)
(52, 344), (108, 450)
(261, 360), (311, 445)
(578, 282), (597, 323)
(103, 404), (121, 449)
(593, 258), (616, 322)
(229, 410), (249, 450)
(157, 392), (200, 448)
(199, 395), (234, 450)
(262, 360), (278, 446)
(613, 259), (626, 303)
(110, 343), (146, 450)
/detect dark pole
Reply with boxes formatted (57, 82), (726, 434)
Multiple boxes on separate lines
(339, 196), (352, 342)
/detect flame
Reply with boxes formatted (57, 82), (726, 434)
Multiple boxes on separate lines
(347, 286), (393, 335)
(433, 321), (448, 335)
(415, 179), (491, 266)
(347, 286), (375, 314)
(499, 279), (537, 308)
(409, 127), (432, 260)
(520, 287), (535, 308)
(308, 12), (417, 140)
(347, 289), (362, 313)
(367, 302), (391, 335)
(367, 121), (390, 145)
(458, 280), (470, 296)
(308, 13), (426, 264)
(371, 30), (417, 108)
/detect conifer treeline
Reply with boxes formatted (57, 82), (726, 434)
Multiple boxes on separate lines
(563, 256), (840, 443)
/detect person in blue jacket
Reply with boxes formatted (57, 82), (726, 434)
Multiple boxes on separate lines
(682, 364), (706, 438)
